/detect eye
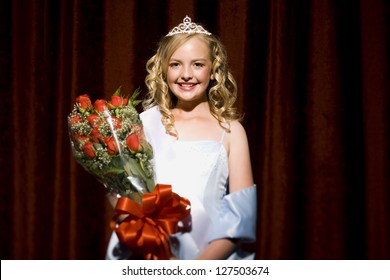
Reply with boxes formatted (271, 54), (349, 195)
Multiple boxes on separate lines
(169, 62), (180, 68)
(194, 62), (204, 68)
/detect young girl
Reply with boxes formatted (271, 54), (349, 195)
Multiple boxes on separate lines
(106, 16), (256, 260)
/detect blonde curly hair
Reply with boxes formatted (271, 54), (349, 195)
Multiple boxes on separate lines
(143, 33), (240, 137)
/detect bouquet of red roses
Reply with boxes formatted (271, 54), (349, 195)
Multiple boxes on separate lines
(68, 88), (190, 259)
(68, 88), (154, 203)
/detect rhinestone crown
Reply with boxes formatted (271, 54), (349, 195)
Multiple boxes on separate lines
(166, 16), (211, 36)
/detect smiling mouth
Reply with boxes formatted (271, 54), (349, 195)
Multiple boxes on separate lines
(177, 83), (197, 89)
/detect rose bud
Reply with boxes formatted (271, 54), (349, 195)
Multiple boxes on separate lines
(76, 94), (92, 110)
(94, 99), (109, 112)
(104, 136), (119, 155)
(110, 95), (127, 108)
(82, 142), (95, 158)
(126, 133), (142, 152)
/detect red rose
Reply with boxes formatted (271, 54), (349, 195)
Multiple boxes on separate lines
(126, 133), (142, 152)
(130, 125), (144, 142)
(111, 116), (122, 130)
(73, 134), (88, 143)
(105, 136), (119, 155)
(76, 94), (92, 110)
(70, 115), (82, 124)
(90, 127), (104, 143)
(110, 95), (128, 108)
(82, 142), (95, 158)
(94, 99), (109, 112)
(86, 114), (100, 126)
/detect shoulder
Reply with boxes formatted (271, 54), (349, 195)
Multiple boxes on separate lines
(228, 120), (248, 142)
(139, 106), (167, 144)
(223, 120), (249, 156)
(140, 106), (163, 134)
(140, 106), (161, 122)
(140, 105), (159, 117)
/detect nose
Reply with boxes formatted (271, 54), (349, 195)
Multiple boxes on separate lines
(181, 66), (193, 81)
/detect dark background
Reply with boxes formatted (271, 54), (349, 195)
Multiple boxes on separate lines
(0, 0), (389, 259)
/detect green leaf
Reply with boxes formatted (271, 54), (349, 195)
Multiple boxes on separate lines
(113, 86), (122, 97)
(130, 87), (141, 101)
(126, 157), (146, 178)
(145, 178), (155, 192)
(131, 99), (142, 106)
(110, 156), (125, 169)
(93, 143), (103, 150)
(128, 87), (142, 107)
(102, 167), (126, 176)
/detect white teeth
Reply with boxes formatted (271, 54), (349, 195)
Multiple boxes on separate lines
(179, 83), (194, 88)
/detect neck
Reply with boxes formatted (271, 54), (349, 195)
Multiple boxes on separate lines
(173, 100), (209, 116)
(175, 96), (209, 111)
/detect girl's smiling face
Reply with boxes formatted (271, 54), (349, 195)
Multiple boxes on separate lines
(167, 36), (213, 107)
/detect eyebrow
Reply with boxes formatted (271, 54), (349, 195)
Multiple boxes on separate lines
(169, 58), (209, 62)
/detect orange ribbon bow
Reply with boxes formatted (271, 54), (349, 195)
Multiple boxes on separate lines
(110, 184), (191, 259)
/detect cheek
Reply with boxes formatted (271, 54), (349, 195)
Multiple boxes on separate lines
(199, 69), (212, 81)
(166, 69), (177, 83)
(166, 71), (177, 92)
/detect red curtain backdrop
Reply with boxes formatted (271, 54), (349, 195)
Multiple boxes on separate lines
(0, 0), (389, 259)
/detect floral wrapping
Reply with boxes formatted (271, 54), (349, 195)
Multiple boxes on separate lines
(67, 88), (190, 259)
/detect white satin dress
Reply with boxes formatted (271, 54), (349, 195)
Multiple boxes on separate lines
(106, 106), (256, 260)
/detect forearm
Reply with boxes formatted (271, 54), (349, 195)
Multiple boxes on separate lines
(195, 238), (238, 260)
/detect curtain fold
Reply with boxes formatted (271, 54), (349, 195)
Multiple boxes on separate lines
(360, 0), (390, 259)
(305, 0), (357, 259)
(0, 0), (389, 259)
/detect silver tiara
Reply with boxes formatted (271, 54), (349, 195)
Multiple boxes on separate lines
(166, 16), (211, 36)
